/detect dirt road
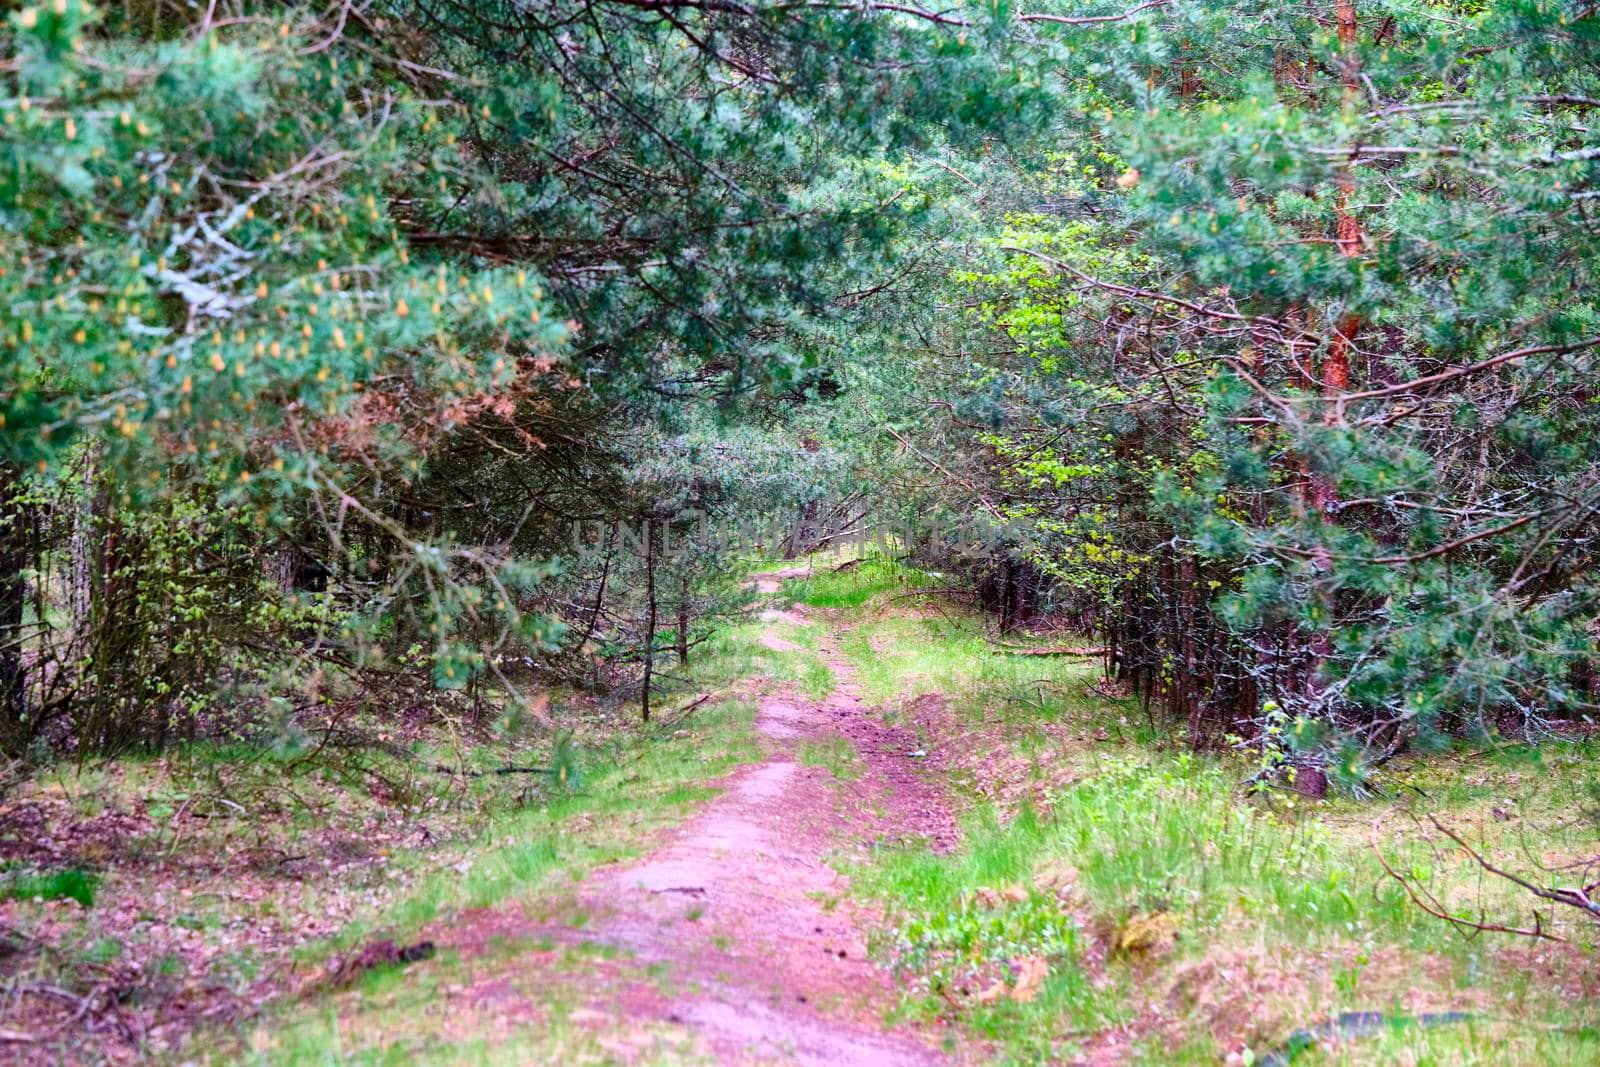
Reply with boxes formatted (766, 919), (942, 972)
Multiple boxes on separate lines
(539, 570), (955, 1063)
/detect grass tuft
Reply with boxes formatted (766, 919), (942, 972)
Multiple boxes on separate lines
(783, 554), (928, 609)
(1, 866), (99, 907)
(798, 736), (864, 780)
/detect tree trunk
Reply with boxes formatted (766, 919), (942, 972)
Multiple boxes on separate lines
(1308, 0), (1365, 698)
(783, 501), (818, 560)
(1318, 0), (1363, 507)
(676, 572), (690, 667)
(69, 448), (96, 644)
(1180, 555), (1201, 743)
(640, 517), (657, 723)
(583, 524), (615, 689)
(0, 464), (31, 755)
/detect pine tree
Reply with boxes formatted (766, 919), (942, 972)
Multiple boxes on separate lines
(912, 1), (1600, 777)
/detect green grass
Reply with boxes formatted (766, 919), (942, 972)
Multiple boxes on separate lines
(243, 566), (846, 1062)
(794, 556), (1600, 1065)
(168, 552), (1600, 1064)
(783, 554), (929, 609)
(798, 736), (864, 780)
(1, 866), (99, 907)
(252, 697), (751, 1061)
(771, 649), (836, 699)
(784, 561), (1111, 733)
(836, 611), (1100, 713)
(302, 694), (762, 961)
(778, 620), (828, 650)
(854, 753), (1424, 1061)
(190, 615), (779, 1063)
(689, 615), (834, 699)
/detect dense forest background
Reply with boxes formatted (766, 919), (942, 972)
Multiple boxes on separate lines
(8, 0), (1598, 777)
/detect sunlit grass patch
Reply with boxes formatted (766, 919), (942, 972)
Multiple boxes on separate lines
(699, 617), (834, 698)
(798, 736), (865, 780)
(783, 553), (929, 609)
(796, 564), (1102, 728)
(305, 695), (761, 958)
(861, 753), (1404, 959)
(773, 650), (836, 699)
(205, 617), (776, 1060)
(781, 620), (828, 650)
(851, 712), (1600, 1062)
(0, 865), (99, 907)
(836, 611), (1097, 714)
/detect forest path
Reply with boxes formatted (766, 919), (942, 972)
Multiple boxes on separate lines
(543, 566), (954, 1064)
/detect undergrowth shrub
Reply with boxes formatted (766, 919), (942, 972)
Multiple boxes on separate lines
(866, 754), (1420, 1019)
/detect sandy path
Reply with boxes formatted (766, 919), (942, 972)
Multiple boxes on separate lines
(560, 571), (955, 1064)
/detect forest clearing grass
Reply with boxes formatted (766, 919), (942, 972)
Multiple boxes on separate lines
(780, 553), (931, 608)
(798, 556), (1600, 1064)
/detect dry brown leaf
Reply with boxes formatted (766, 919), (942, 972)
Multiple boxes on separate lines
(1011, 956), (1049, 1002)
(1031, 861), (1078, 893)
(975, 980), (1007, 1004)
(1116, 911), (1181, 957)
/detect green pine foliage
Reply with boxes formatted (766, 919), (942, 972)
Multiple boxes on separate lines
(886, 1), (1600, 778)
(0, 1), (1042, 752)
(5, 0), (1599, 774)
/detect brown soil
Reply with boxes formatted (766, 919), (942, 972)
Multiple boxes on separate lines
(438, 576), (959, 1063)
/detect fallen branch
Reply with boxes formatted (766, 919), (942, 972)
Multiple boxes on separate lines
(429, 763), (555, 777)
(990, 645), (1108, 656)
(657, 693), (712, 730)
(1428, 815), (1600, 921)
(1369, 815), (1566, 941)
(322, 939), (436, 990)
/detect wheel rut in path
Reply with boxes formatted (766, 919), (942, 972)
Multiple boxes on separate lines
(563, 584), (954, 1064)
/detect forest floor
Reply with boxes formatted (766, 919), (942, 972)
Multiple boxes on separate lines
(248, 561), (972, 1065)
(397, 566), (962, 1065)
(6, 554), (1600, 1063)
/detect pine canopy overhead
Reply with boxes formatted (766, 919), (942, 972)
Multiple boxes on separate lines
(0, 0), (1037, 748)
(4, 0), (1600, 776)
